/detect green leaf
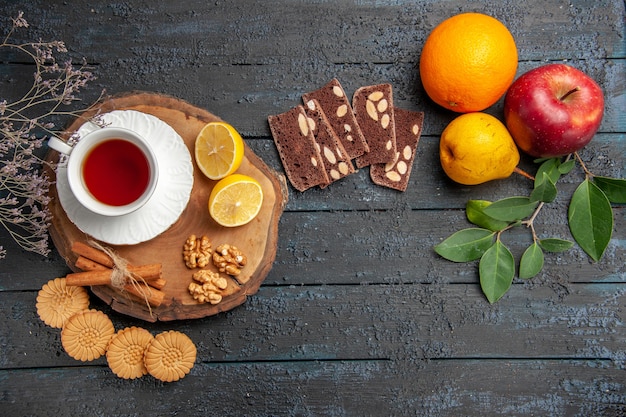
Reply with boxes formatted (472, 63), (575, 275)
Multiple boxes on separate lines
(530, 173), (558, 203)
(483, 197), (539, 222)
(479, 241), (515, 303)
(534, 158), (561, 187)
(539, 238), (574, 253)
(466, 200), (511, 232)
(593, 176), (626, 203)
(558, 159), (576, 174)
(519, 243), (544, 279)
(568, 179), (613, 261)
(434, 228), (495, 262)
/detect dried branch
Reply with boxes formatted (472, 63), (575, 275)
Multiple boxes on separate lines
(0, 11), (102, 259)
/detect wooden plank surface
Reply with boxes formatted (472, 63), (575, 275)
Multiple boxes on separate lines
(2, 282), (625, 367)
(2, 360), (625, 416)
(0, 0), (624, 415)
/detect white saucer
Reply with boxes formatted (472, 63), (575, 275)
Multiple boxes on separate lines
(56, 110), (194, 245)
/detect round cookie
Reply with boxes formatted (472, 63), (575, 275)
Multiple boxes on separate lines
(144, 330), (196, 382)
(36, 277), (90, 328)
(107, 327), (154, 379)
(61, 309), (115, 362)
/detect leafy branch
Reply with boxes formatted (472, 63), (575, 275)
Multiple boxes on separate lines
(435, 154), (625, 303)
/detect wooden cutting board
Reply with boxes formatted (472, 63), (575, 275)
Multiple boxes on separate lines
(45, 92), (288, 322)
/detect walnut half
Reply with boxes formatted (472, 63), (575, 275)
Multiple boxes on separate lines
(188, 270), (228, 305)
(183, 235), (212, 269)
(212, 244), (247, 276)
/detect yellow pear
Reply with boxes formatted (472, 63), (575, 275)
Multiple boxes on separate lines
(439, 113), (520, 185)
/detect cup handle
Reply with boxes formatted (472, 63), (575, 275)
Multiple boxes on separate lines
(48, 136), (73, 155)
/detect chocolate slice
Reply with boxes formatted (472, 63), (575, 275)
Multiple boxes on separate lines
(302, 78), (369, 159)
(353, 83), (397, 168)
(303, 99), (355, 187)
(370, 108), (424, 192)
(268, 105), (329, 191)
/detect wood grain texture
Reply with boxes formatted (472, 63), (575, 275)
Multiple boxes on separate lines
(0, 0), (624, 415)
(1, 360), (625, 417)
(2, 282), (625, 368)
(45, 93), (288, 321)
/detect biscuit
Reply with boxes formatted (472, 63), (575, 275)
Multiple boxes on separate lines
(106, 327), (154, 379)
(36, 277), (90, 328)
(144, 330), (197, 382)
(61, 309), (115, 362)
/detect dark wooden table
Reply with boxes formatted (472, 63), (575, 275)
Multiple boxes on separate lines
(1, 1), (624, 416)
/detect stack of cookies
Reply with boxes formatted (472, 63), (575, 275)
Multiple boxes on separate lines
(268, 78), (424, 192)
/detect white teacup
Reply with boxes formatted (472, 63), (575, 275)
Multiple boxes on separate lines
(48, 127), (159, 217)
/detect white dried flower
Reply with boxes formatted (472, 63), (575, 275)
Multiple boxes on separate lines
(0, 12), (102, 260)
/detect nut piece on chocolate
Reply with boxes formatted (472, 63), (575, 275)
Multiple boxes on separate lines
(370, 108), (424, 192)
(268, 105), (330, 192)
(304, 99), (355, 188)
(302, 78), (369, 159)
(353, 83), (397, 168)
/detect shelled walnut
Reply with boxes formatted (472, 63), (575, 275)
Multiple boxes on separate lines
(183, 235), (212, 268)
(188, 270), (228, 305)
(212, 244), (247, 276)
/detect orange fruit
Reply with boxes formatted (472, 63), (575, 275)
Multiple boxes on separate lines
(194, 121), (245, 180)
(208, 174), (263, 227)
(419, 13), (518, 113)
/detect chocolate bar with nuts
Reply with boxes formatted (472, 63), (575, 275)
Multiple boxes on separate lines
(352, 83), (397, 168)
(268, 105), (330, 191)
(370, 108), (424, 192)
(303, 99), (355, 188)
(302, 78), (369, 160)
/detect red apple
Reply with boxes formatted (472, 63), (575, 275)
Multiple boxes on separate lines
(503, 63), (604, 158)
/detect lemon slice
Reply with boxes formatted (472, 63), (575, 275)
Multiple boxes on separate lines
(194, 121), (245, 180)
(208, 174), (263, 227)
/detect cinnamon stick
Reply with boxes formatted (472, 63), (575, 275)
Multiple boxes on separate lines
(74, 256), (108, 271)
(66, 263), (163, 287)
(65, 270), (165, 307)
(66, 269), (117, 286)
(123, 282), (165, 307)
(111, 284), (171, 308)
(74, 256), (166, 289)
(71, 241), (116, 268)
(143, 277), (167, 290)
(70, 240), (167, 305)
